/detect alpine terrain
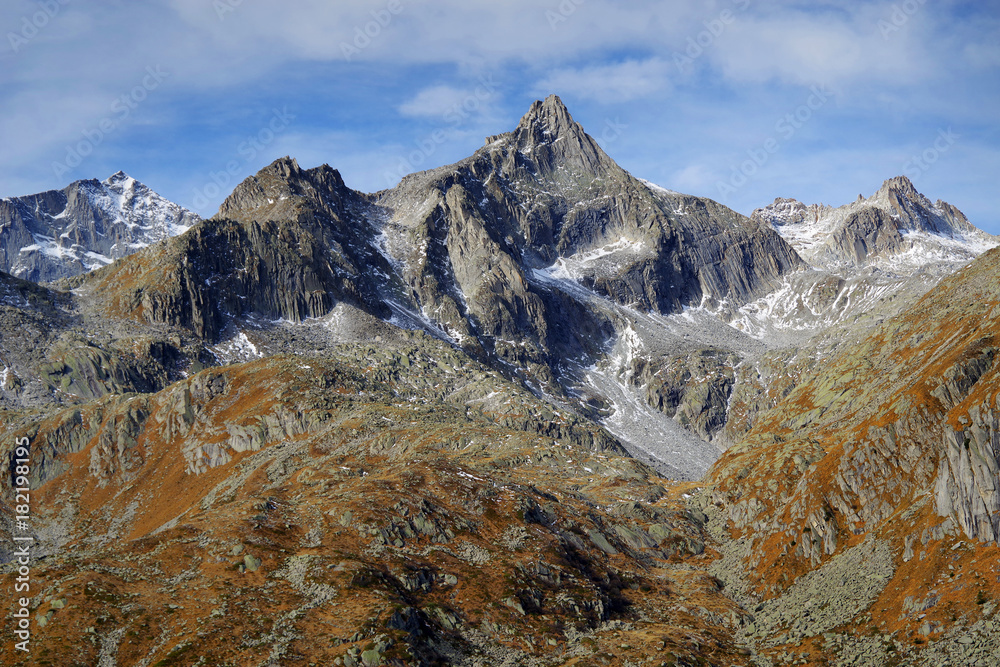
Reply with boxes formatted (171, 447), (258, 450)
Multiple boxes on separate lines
(1, 95), (998, 666)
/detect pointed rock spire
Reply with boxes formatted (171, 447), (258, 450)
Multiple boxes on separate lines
(515, 95), (583, 138)
(878, 175), (920, 198)
(487, 94), (618, 179)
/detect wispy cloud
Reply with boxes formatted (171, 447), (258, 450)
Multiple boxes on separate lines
(534, 58), (672, 103)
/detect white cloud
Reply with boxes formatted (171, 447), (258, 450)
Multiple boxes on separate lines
(400, 85), (483, 117)
(165, 0), (706, 67)
(534, 59), (672, 103)
(710, 8), (935, 90)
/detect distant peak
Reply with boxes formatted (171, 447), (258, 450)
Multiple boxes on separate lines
(104, 170), (136, 186)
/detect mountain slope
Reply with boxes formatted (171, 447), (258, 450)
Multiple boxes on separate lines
(0, 172), (199, 282)
(0, 337), (749, 667)
(701, 244), (1000, 654)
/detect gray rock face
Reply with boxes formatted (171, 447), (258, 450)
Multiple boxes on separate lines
(935, 387), (1000, 542)
(628, 348), (738, 443)
(374, 95), (803, 383)
(0, 172), (199, 281)
(86, 158), (395, 340)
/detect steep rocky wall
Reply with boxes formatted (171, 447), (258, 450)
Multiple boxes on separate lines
(706, 247), (1000, 594)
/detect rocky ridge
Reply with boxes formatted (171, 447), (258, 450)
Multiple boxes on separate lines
(752, 175), (996, 271)
(0, 172), (199, 282)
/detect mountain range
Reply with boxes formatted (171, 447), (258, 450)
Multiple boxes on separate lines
(1, 95), (998, 666)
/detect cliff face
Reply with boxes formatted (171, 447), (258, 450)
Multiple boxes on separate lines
(80, 158), (394, 340)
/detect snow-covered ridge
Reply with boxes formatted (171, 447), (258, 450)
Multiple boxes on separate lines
(1, 171), (200, 281)
(732, 177), (997, 343)
(751, 176), (1000, 274)
(752, 176), (998, 273)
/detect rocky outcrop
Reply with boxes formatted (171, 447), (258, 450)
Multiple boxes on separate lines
(825, 207), (905, 265)
(0, 172), (198, 282)
(935, 400), (1000, 542)
(629, 348), (739, 443)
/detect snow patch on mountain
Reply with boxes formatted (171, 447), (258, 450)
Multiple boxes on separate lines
(541, 237), (649, 282)
(1, 171), (199, 281)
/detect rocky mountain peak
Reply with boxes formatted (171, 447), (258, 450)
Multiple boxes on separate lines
(869, 174), (983, 238)
(755, 176), (996, 270)
(0, 174), (198, 281)
(482, 94), (616, 180)
(105, 170), (134, 185)
(878, 174), (920, 198)
(753, 197), (811, 228)
(216, 157), (349, 223)
(515, 94), (580, 139)
(266, 155), (302, 179)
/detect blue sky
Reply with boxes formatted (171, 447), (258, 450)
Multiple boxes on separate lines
(2, 0), (998, 232)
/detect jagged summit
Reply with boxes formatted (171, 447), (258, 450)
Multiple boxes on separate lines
(752, 175), (997, 270)
(215, 157), (350, 223)
(105, 169), (133, 184)
(514, 94), (584, 139)
(0, 173), (198, 281)
(482, 94), (617, 180)
(869, 175), (981, 238)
